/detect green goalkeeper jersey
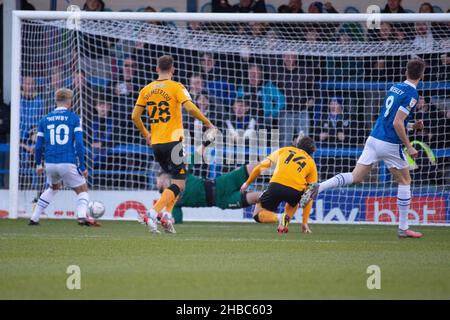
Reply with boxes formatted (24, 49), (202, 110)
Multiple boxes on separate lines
(177, 173), (207, 207)
(172, 166), (249, 223)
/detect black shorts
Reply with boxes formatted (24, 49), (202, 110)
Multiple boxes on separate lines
(152, 141), (187, 180)
(258, 182), (303, 212)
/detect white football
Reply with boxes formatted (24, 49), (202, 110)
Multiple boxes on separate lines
(88, 201), (105, 219)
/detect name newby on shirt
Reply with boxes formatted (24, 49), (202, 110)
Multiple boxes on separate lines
(46, 115), (69, 122)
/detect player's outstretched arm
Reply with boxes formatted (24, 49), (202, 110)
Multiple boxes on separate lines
(131, 105), (150, 143)
(240, 159), (272, 192)
(183, 100), (214, 128)
(393, 110), (418, 158)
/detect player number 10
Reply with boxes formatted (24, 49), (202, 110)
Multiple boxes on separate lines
(47, 124), (69, 145)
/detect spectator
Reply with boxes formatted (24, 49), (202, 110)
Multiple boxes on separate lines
(189, 74), (207, 101)
(20, 126), (37, 168)
(112, 57), (140, 144)
(113, 57), (140, 98)
(44, 67), (65, 110)
(419, 2), (449, 39)
(80, 0), (115, 62)
(191, 94), (221, 134)
(278, 0), (304, 13)
(212, 0), (234, 13)
(413, 96), (440, 147)
(237, 63), (286, 129)
(249, 22), (269, 38)
(411, 96), (450, 184)
(317, 96), (353, 179)
(277, 51), (315, 146)
(91, 99), (114, 150)
(20, 76), (44, 142)
(382, 0), (406, 13)
(71, 70), (92, 108)
(413, 22), (436, 51)
(225, 98), (257, 143)
(276, 0), (305, 40)
(306, 2), (340, 40)
(326, 32), (364, 82)
(19, 126), (41, 189)
(419, 2), (434, 13)
(82, 0), (105, 11)
(232, 0), (267, 13)
(318, 96), (349, 147)
(382, 0), (414, 40)
(199, 52), (220, 82)
(369, 21), (396, 42)
(198, 52), (235, 107)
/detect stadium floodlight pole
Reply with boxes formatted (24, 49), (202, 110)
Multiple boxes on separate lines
(9, 11), (21, 219)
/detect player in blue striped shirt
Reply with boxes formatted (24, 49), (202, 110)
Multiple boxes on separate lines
(300, 59), (426, 238)
(29, 88), (97, 226)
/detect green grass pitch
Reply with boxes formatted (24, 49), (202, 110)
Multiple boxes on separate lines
(0, 219), (449, 299)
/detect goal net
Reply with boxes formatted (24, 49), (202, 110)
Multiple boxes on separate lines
(11, 12), (450, 224)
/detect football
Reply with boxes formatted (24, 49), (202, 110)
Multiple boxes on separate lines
(88, 201), (106, 219)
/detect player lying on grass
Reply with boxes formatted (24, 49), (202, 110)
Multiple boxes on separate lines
(138, 165), (262, 233)
(241, 136), (318, 234)
(300, 59), (426, 239)
(132, 55), (216, 234)
(29, 88), (98, 226)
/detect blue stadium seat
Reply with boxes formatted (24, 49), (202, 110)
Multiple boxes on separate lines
(433, 6), (443, 13)
(119, 9), (133, 12)
(344, 6), (360, 13)
(161, 7), (177, 13)
(404, 9), (414, 13)
(265, 4), (276, 13)
(201, 3), (212, 12)
(103, 8), (113, 12)
(87, 76), (111, 88)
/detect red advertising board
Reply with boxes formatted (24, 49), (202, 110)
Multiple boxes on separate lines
(366, 196), (446, 224)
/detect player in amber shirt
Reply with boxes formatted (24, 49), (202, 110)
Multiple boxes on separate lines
(132, 55), (215, 234)
(241, 136), (318, 234)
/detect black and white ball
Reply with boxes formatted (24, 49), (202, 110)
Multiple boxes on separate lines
(88, 201), (105, 219)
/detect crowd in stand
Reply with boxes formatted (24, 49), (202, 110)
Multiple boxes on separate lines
(4, 0), (450, 188)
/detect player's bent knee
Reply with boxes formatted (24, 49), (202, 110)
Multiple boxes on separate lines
(73, 183), (88, 194)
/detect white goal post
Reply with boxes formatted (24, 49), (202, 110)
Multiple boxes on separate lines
(8, 11), (450, 224)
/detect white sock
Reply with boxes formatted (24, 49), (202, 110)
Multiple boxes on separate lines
(147, 208), (158, 220)
(319, 172), (354, 193)
(76, 192), (89, 219)
(31, 188), (57, 222)
(397, 185), (411, 231)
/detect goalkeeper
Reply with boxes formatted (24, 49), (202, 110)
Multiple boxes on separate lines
(139, 164), (262, 228)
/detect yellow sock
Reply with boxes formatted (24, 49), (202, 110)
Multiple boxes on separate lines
(165, 195), (179, 213)
(257, 210), (279, 223)
(154, 188), (175, 213)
